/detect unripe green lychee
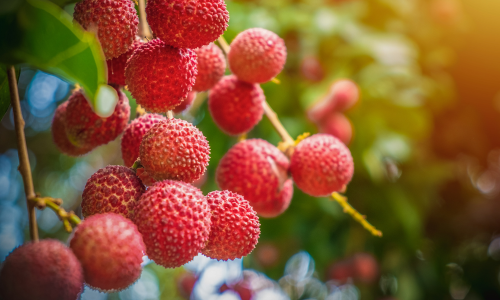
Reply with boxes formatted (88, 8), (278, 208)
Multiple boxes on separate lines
(70, 213), (145, 291)
(134, 180), (211, 268)
(0, 239), (84, 300)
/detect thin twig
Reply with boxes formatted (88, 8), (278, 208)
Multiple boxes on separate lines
(8, 66), (39, 242)
(138, 0), (152, 40)
(31, 197), (81, 233)
(217, 36), (230, 55)
(331, 192), (382, 237)
(262, 101), (295, 146)
(131, 159), (143, 170)
(167, 110), (174, 119)
(136, 104), (146, 117)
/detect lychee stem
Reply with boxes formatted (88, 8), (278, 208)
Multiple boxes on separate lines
(167, 110), (174, 119)
(8, 65), (39, 242)
(30, 197), (81, 233)
(331, 192), (382, 237)
(138, 0), (152, 40)
(217, 36), (230, 55)
(262, 100), (295, 146)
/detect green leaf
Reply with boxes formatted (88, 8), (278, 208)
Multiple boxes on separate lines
(0, 0), (117, 118)
(0, 65), (20, 121)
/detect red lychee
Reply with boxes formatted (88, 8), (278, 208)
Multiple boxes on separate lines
(216, 139), (293, 218)
(125, 39), (198, 112)
(208, 75), (264, 135)
(70, 213), (145, 291)
(65, 88), (130, 148)
(173, 92), (197, 114)
(136, 167), (157, 186)
(52, 101), (92, 156)
(290, 134), (354, 197)
(81, 165), (145, 220)
(228, 28), (287, 83)
(73, 0), (138, 59)
(307, 79), (359, 123)
(146, 0), (229, 49)
(176, 271), (197, 299)
(318, 112), (353, 145)
(121, 113), (168, 167)
(352, 253), (379, 284)
(300, 55), (325, 82)
(134, 180), (211, 268)
(107, 39), (143, 86)
(0, 239), (84, 300)
(193, 43), (226, 92)
(140, 118), (210, 183)
(202, 190), (260, 260)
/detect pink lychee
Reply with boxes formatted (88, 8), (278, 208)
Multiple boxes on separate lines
(107, 39), (143, 86)
(318, 112), (353, 145)
(52, 101), (92, 156)
(193, 43), (226, 92)
(307, 79), (360, 122)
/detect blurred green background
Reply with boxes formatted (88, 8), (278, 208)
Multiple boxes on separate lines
(2, 0), (500, 299)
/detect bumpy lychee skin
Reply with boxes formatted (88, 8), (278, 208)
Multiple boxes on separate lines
(70, 213), (145, 291)
(52, 102), (93, 156)
(216, 139), (293, 218)
(74, 0), (139, 59)
(125, 39), (198, 112)
(146, 0), (229, 49)
(208, 75), (264, 135)
(290, 134), (354, 197)
(136, 167), (157, 186)
(173, 91), (197, 114)
(65, 88), (130, 148)
(81, 165), (145, 220)
(318, 112), (353, 145)
(107, 39), (143, 86)
(134, 180), (211, 268)
(140, 119), (210, 183)
(121, 113), (167, 167)
(202, 190), (260, 260)
(307, 79), (360, 123)
(193, 43), (226, 91)
(228, 28), (287, 83)
(0, 239), (84, 300)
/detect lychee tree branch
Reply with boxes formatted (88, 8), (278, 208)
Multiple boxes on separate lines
(331, 192), (382, 237)
(138, 0), (152, 40)
(30, 197), (81, 233)
(8, 66), (39, 242)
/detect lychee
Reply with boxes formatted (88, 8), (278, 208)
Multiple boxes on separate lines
(133, 180), (211, 268)
(136, 167), (157, 186)
(146, 0), (229, 49)
(73, 0), (139, 59)
(228, 28), (287, 83)
(290, 134), (354, 197)
(70, 213), (145, 291)
(176, 271), (197, 299)
(52, 101), (92, 156)
(81, 165), (145, 220)
(65, 88), (130, 148)
(208, 75), (264, 135)
(173, 92), (197, 114)
(140, 118), (210, 183)
(0, 239), (84, 300)
(216, 139), (293, 218)
(125, 39), (198, 112)
(193, 43), (226, 92)
(318, 112), (353, 145)
(300, 55), (325, 82)
(107, 39), (143, 86)
(307, 79), (359, 123)
(121, 113), (168, 167)
(202, 190), (260, 260)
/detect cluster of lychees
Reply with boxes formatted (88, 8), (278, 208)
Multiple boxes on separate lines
(0, 0), (360, 298)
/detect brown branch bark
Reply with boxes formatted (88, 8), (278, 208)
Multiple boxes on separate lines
(138, 0), (152, 40)
(8, 66), (39, 242)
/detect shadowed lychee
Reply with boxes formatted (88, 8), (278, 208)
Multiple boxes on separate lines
(125, 39), (197, 112)
(173, 92), (197, 114)
(74, 0), (138, 59)
(307, 79), (360, 122)
(318, 113), (353, 145)
(121, 113), (167, 167)
(290, 134), (354, 196)
(140, 119), (210, 183)
(136, 167), (157, 187)
(52, 102), (92, 156)
(177, 271), (197, 299)
(81, 165), (145, 220)
(216, 139), (293, 218)
(0, 239), (84, 300)
(65, 88), (130, 148)
(228, 28), (287, 83)
(134, 180), (211, 268)
(70, 213), (145, 291)
(208, 75), (264, 135)
(107, 39), (143, 86)
(146, 0), (229, 49)
(202, 190), (260, 260)
(193, 43), (226, 91)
